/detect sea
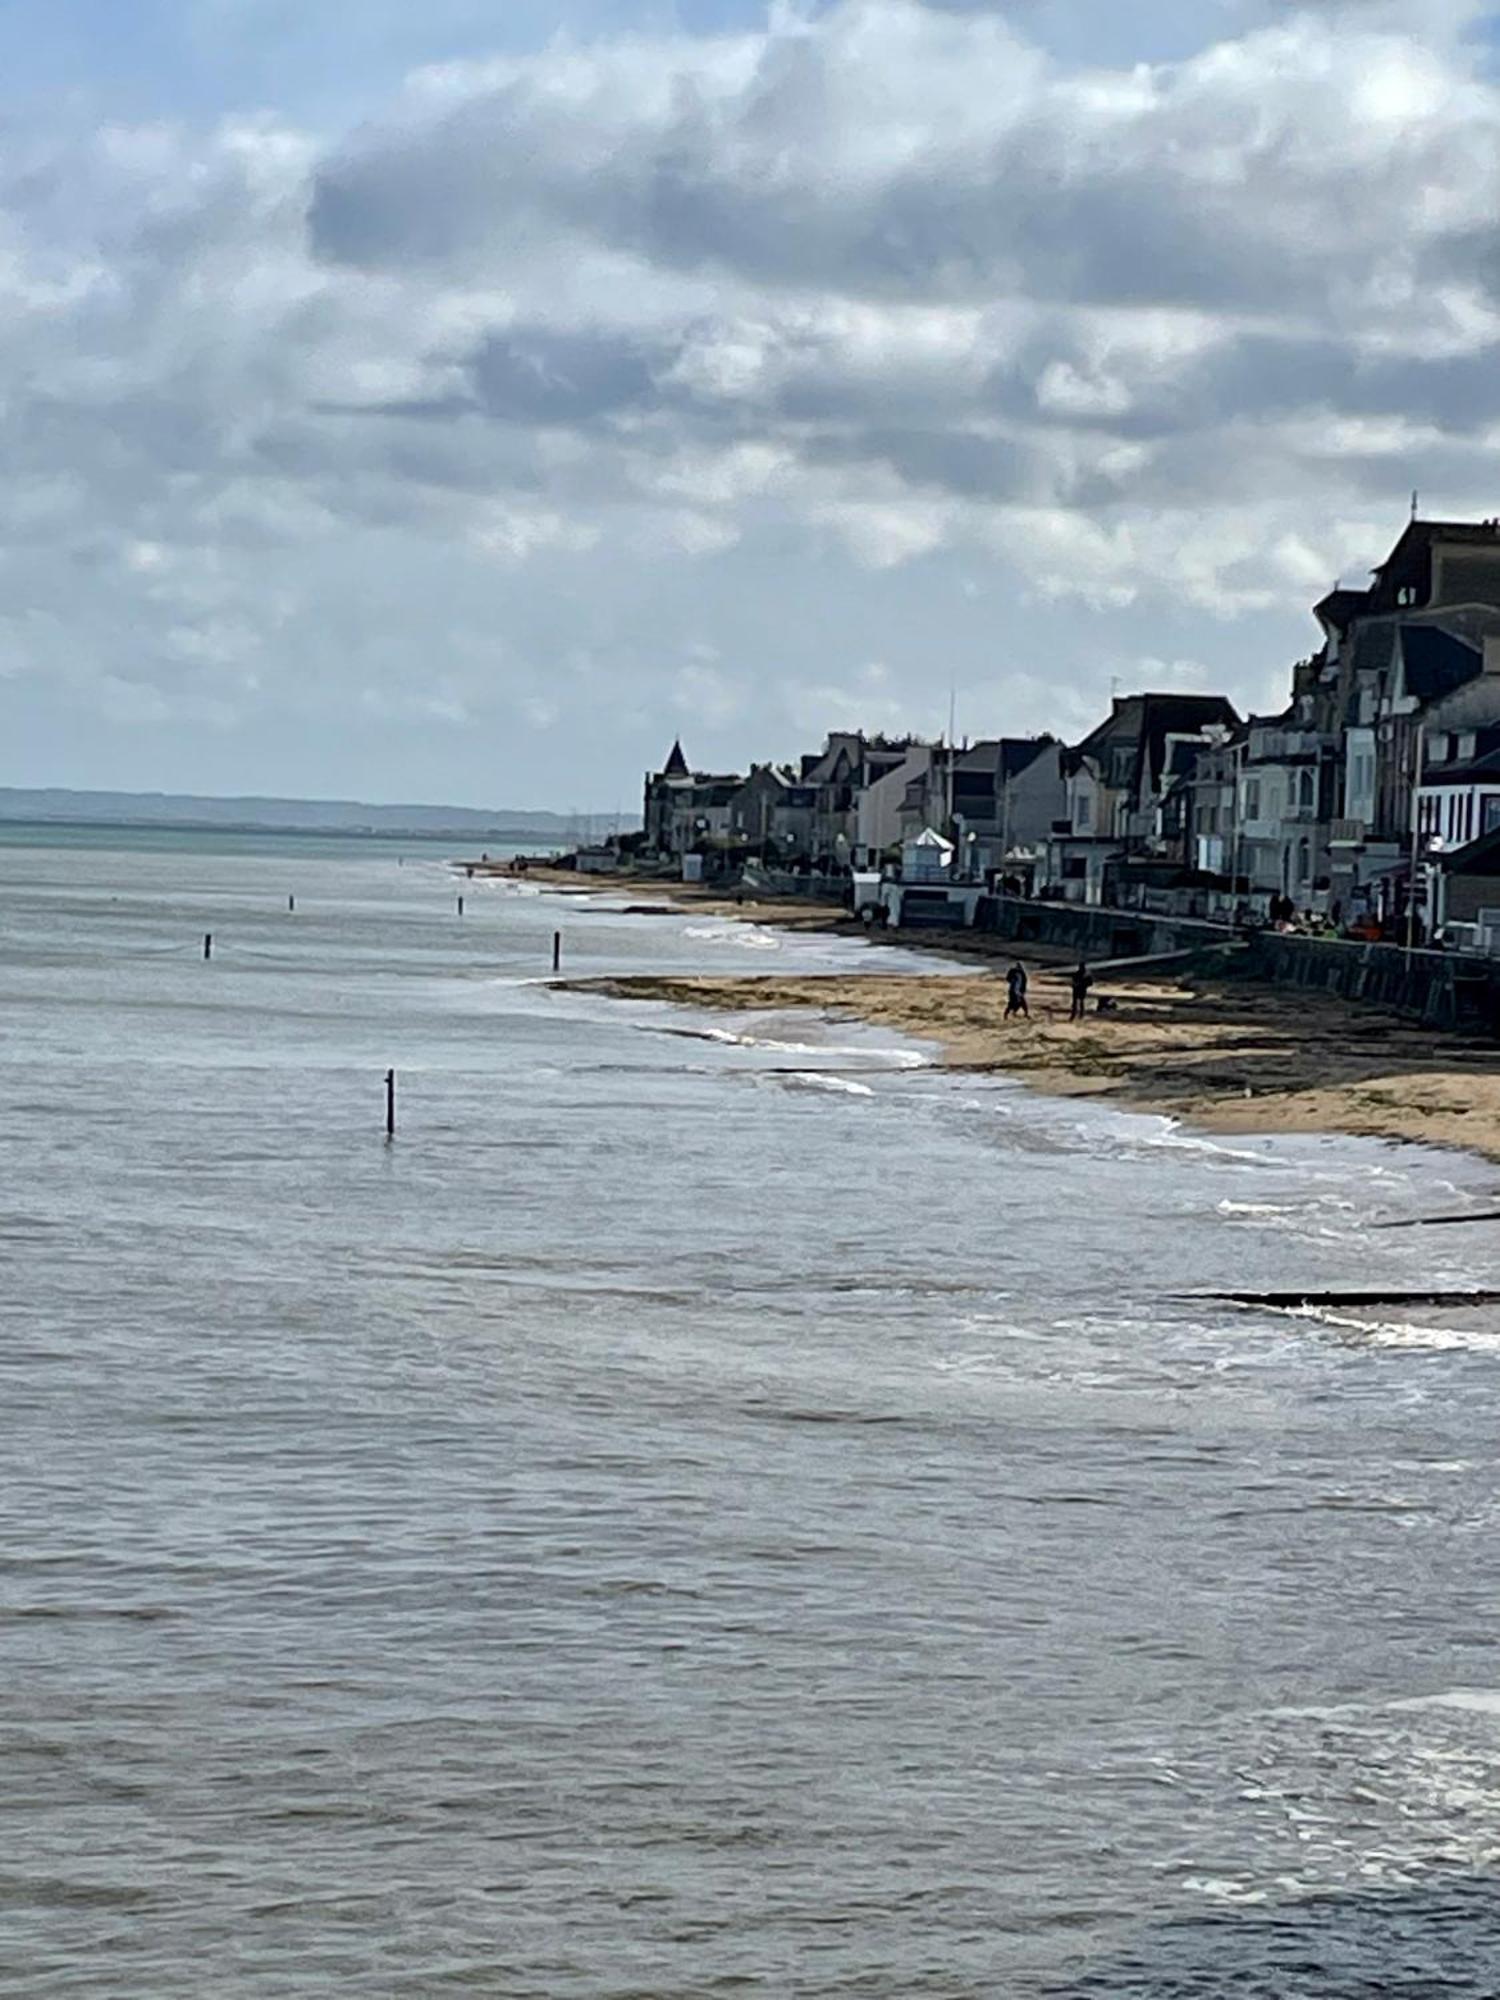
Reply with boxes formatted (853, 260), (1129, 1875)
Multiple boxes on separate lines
(3, 824), (1500, 1998)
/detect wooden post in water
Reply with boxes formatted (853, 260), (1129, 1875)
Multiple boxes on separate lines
(203, 933), (213, 961)
(458, 895), (465, 917)
(385, 1068), (396, 1140)
(552, 930), (561, 972)
(288, 895), (295, 913)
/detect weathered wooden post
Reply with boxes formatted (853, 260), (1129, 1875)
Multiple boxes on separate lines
(552, 930), (561, 972)
(203, 933), (213, 961)
(385, 1069), (396, 1140)
(458, 895), (465, 917)
(288, 895), (295, 913)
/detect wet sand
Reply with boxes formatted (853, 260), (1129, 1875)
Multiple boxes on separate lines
(565, 960), (1500, 1165)
(469, 862), (1500, 1162)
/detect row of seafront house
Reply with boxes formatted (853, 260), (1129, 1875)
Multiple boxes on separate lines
(635, 516), (1500, 951)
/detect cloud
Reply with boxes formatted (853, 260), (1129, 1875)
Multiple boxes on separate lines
(3, 0), (1500, 803)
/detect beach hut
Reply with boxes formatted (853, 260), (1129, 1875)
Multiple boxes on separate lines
(902, 827), (954, 883)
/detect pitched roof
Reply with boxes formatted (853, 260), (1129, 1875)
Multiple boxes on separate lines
(1423, 746), (1500, 783)
(953, 736), (1056, 780)
(1162, 736), (1206, 782)
(1401, 624), (1482, 704)
(663, 738), (689, 778)
(1441, 823), (1500, 875)
(1314, 586), (1372, 630)
(1368, 517), (1500, 614)
(736, 763), (789, 792)
(1070, 692), (1239, 797)
(1350, 618), (1401, 683)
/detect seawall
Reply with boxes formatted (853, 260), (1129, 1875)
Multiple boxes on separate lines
(974, 895), (1500, 1035)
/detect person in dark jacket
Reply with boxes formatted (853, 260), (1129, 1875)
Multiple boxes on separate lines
(1069, 962), (1093, 1021)
(1004, 961), (1029, 1019)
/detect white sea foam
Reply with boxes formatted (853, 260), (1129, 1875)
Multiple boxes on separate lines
(779, 1072), (875, 1097)
(1290, 1305), (1500, 1354)
(1146, 1123), (1285, 1165)
(1393, 1688), (1500, 1716)
(691, 1025), (930, 1066)
(682, 922), (782, 950)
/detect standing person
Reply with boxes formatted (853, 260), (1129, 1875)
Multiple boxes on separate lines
(1004, 961), (1029, 1020)
(1068, 961), (1093, 1021)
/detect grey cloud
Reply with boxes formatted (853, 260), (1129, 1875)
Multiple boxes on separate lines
(306, 4), (1497, 321)
(468, 327), (662, 424)
(6, 0), (1500, 806)
(802, 422), (1046, 503)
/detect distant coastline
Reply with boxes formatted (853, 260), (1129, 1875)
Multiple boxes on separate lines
(0, 786), (631, 843)
(0, 815), (547, 846)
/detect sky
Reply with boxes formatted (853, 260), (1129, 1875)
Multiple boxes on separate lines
(2, 1), (1499, 809)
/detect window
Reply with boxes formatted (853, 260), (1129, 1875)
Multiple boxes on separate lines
(1075, 793), (1092, 831)
(1298, 770), (1316, 812)
(1460, 732), (1478, 762)
(1243, 779), (1261, 820)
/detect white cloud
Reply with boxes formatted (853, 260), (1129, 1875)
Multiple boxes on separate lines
(672, 662), (747, 727)
(4, 0), (1500, 801)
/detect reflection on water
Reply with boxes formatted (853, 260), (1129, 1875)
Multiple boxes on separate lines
(2, 831), (1499, 1996)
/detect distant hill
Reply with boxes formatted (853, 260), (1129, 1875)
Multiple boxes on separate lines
(0, 789), (634, 840)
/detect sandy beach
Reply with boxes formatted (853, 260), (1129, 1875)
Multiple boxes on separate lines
(516, 866), (1500, 1166)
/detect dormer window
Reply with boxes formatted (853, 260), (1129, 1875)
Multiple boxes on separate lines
(1396, 585), (1417, 606)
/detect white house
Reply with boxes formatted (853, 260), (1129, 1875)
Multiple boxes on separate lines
(855, 745), (935, 866)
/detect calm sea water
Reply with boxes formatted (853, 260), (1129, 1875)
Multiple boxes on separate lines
(4, 828), (1500, 1997)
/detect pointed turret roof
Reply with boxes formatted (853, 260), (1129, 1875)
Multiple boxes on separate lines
(663, 738), (689, 777)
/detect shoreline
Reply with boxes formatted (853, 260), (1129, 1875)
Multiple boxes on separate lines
(478, 863), (1500, 1166)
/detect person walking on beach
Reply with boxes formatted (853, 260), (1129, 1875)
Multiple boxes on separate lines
(1005, 961), (1029, 1019)
(1068, 961), (1093, 1021)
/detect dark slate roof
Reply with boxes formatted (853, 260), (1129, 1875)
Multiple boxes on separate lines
(1425, 605), (1500, 651)
(1349, 618), (1401, 684)
(1065, 695), (1239, 796)
(690, 777), (743, 805)
(1142, 698), (1240, 792)
(802, 745), (858, 785)
(1162, 737), (1205, 782)
(1424, 746), (1500, 783)
(663, 738), (688, 778)
(1314, 586), (1372, 630)
(953, 736), (1055, 780)
(1401, 625), (1482, 703)
(1441, 823), (1500, 876)
(1368, 517), (1500, 613)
